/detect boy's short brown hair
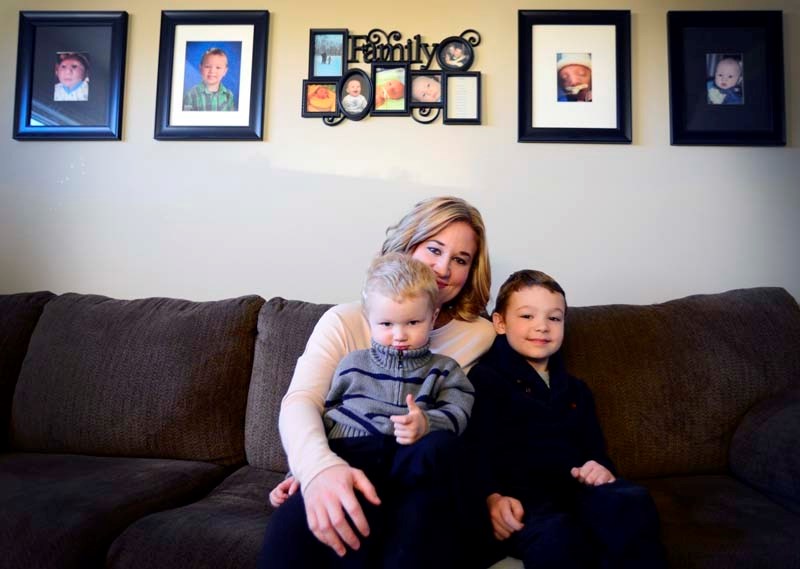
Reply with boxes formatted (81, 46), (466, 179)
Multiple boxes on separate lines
(493, 269), (566, 316)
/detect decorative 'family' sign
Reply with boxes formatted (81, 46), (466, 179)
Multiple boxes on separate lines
(301, 28), (482, 126)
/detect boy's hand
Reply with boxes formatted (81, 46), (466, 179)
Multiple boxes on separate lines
(571, 460), (616, 486)
(269, 476), (299, 508)
(390, 394), (429, 445)
(486, 493), (525, 540)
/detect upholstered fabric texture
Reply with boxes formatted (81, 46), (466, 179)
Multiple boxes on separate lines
(10, 293), (264, 464)
(245, 297), (332, 470)
(644, 475), (800, 569)
(107, 466), (284, 569)
(730, 388), (800, 515)
(0, 291), (54, 449)
(562, 287), (800, 479)
(0, 452), (226, 569)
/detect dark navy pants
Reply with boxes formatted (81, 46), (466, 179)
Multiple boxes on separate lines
(258, 431), (461, 569)
(499, 479), (667, 569)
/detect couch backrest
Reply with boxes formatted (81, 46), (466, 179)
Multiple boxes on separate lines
(0, 291), (55, 450)
(10, 293), (264, 465)
(562, 287), (800, 479)
(245, 297), (332, 471)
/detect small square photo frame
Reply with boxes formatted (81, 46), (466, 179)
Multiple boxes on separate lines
(13, 11), (129, 140)
(309, 29), (348, 80)
(302, 80), (339, 118)
(410, 71), (444, 108)
(444, 72), (481, 125)
(371, 63), (409, 117)
(518, 10), (632, 143)
(667, 11), (785, 146)
(153, 10), (269, 141)
(338, 69), (372, 121)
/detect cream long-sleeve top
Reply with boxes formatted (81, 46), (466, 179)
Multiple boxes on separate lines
(279, 301), (495, 488)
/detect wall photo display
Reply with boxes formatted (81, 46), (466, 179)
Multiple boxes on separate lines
(518, 10), (631, 143)
(667, 11), (785, 146)
(154, 10), (269, 141)
(13, 11), (128, 140)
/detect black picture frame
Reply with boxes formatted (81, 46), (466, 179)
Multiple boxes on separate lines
(518, 10), (631, 144)
(409, 71), (444, 109)
(667, 11), (785, 146)
(154, 10), (269, 141)
(338, 69), (372, 121)
(309, 29), (348, 80)
(437, 36), (474, 72)
(443, 72), (481, 125)
(13, 11), (128, 141)
(371, 63), (410, 117)
(302, 80), (339, 118)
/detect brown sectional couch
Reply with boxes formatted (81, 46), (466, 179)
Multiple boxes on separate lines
(1, 288), (798, 568)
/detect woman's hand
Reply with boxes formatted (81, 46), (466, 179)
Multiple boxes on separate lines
(570, 460), (616, 486)
(303, 465), (381, 557)
(269, 476), (299, 508)
(390, 394), (429, 445)
(486, 493), (525, 540)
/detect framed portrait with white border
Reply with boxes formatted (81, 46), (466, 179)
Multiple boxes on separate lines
(518, 10), (631, 143)
(444, 72), (481, 125)
(154, 10), (269, 140)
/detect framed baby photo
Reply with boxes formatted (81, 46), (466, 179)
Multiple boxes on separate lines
(444, 72), (481, 125)
(13, 11), (128, 140)
(309, 29), (348, 81)
(302, 81), (339, 118)
(518, 10), (631, 143)
(667, 11), (785, 146)
(410, 71), (444, 109)
(338, 69), (372, 121)
(154, 10), (269, 141)
(371, 63), (410, 117)
(436, 37), (474, 72)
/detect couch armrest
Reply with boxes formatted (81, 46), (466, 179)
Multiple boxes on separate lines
(730, 389), (800, 514)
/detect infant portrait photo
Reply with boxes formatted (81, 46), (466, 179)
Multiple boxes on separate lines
(182, 41), (242, 112)
(706, 53), (744, 105)
(374, 67), (407, 111)
(411, 74), (442, 105)
(557, 52), (592, 102)
(53, 52), (90, 102)
(340, 76), (368, 115)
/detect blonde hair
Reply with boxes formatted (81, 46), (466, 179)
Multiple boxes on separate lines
(381, 196), (491, 321)
(361, 253), (438, 313)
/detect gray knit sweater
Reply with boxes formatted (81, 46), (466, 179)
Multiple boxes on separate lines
(323, 341), (474, 439)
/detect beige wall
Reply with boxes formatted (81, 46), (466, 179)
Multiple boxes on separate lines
(1, 0), (798, 307)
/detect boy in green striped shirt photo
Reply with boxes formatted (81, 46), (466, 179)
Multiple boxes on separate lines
(183, 47), (236, 112)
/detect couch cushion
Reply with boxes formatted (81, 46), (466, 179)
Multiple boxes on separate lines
(563, 287), (800, 479)
(0, 452), (227, 569)
(10, 293), (264, 464)
(0, 291), (54, 449)
(245, 297), (332, 470)
(107, 465), (283, 569)
(642, 474), (800, 569)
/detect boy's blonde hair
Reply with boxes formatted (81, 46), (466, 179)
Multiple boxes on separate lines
(200, 47), (228, 66)
(361, 253), (438, 313)
(381, 196), (490, 321)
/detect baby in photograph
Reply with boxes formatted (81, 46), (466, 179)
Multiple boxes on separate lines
(341, 78), (368, 114)
(707, 56), (743, 105)
(54, 52), (89, 102)
(411, 75), (441, 104)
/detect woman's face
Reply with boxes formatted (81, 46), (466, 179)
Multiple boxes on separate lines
(411, 221), (478, 308)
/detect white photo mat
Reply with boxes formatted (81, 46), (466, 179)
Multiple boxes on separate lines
(531, 25), (616, 129)
(169, 24), (254, 127)
(446, 75), (479, 120)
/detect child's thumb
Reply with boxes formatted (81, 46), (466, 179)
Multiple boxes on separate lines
(406, 394), (420, 411)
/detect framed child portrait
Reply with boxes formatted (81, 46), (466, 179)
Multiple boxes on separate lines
(309, 29), (348, 81)
(518, 10), (631, 143)
(302, 81), (339, 118)
(371, 63), (410, 117)
(13, 11), (128, 140)
(409, 71), (444, 108)
(437, 37), (474, 72)
(154, 10), (269, 141)
(338, 69), (372, 121)
(667, 11), (785, 146)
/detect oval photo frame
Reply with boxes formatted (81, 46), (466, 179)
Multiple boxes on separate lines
(436, 36), (474, 71)
(338, 69), (372, 121)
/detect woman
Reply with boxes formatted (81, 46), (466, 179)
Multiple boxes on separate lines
(260, 196), (495, 567)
